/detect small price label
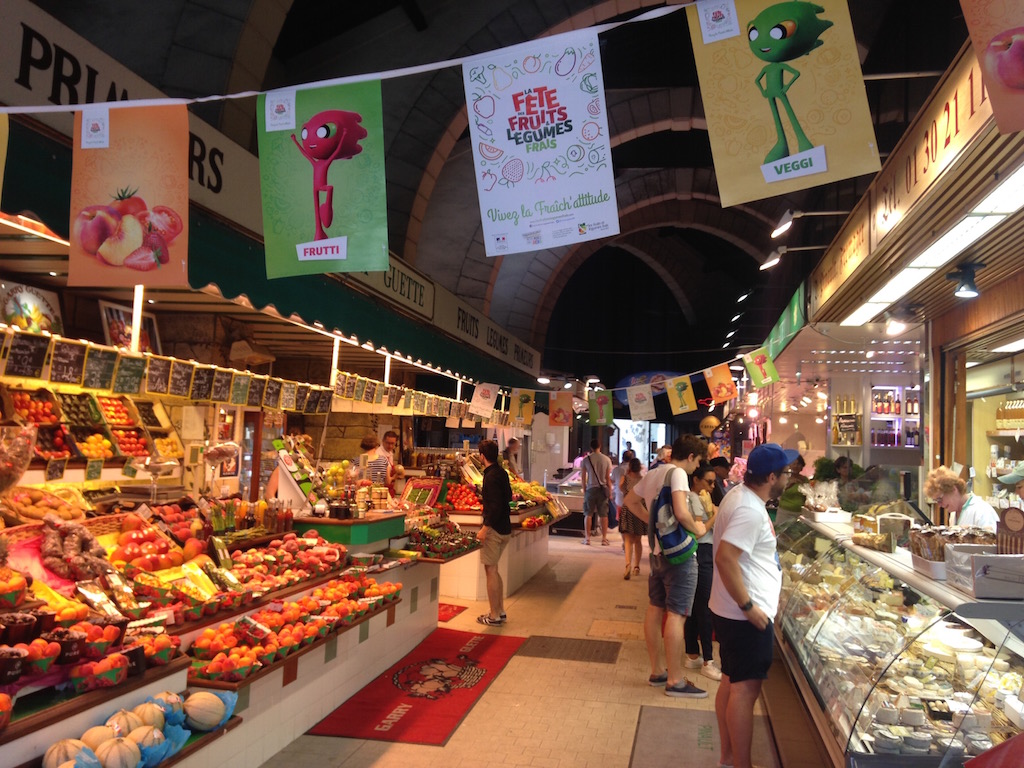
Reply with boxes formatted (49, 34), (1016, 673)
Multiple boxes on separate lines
(123, 460), (138, 478)
(45, 458), (68, 482)
(85, 458), (104, 481)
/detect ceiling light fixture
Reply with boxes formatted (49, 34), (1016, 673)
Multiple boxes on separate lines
(948, 262), (984, 299)
(737, 292), (750, 302)
(537, 376), (551, 385)
(993, 337), (1024, 354)
(771, 209), (851, 239)
(563, 381), (573, 389)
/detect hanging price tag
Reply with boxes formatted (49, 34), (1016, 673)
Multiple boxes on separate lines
(85, 458), (104, 481)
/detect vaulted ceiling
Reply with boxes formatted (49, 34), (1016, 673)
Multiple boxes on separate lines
(30, 0), (970, 388)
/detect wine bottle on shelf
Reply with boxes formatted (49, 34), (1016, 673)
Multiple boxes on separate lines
(894, 394), (901, 415)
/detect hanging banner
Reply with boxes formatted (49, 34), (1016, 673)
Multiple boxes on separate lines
(588, 390), (614, 426)
(666, 375), (699, 415)
(510, 388), (535, 425)
(686, 0), (879, 206)
(1, 282), (63, 334)
(960, 0), (1024, 134)
(742, 346), (780, 387)
(68, 105), (189, 287)
(463, 30), (619, 257)
(257, 81), (388, 278)
(548, 391), (574, 426)
(627, 385), (656, 421)
(703, 364), (738, 404)
(468, 382), (499, 418)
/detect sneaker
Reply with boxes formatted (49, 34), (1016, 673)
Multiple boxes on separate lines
(477, 614), (503, 626)
(648, 671), (668, 686)
(702, 660), (722, 681)
(500, 612), (507, 622)
(665, 679), (708, 698)
(684, 656), (702, 669)
(581, 538), (590, 545)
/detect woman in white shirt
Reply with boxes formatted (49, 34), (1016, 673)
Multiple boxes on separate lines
(924, 466), (999, 532)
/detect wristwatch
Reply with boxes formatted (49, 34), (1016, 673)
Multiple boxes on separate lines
(738, 599), (754, 612)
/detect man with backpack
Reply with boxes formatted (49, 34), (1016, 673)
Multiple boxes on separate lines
(622, 434), (708, 697)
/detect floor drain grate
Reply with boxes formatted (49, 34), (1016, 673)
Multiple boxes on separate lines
(516, 636), (621, 663)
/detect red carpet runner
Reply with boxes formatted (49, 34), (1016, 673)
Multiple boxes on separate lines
(437, 603), (467, 622)
(309, 628), (525, 745)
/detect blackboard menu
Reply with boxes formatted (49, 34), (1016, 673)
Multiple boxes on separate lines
(836, 414), (859, 437)
(82, 348), (118, 390)
(316, 388), (332, 413)
(4, 333), (51, 378)
(263, 378), (283, 409)
(169, 361), (194, 398)
(294, 385), (309, 411)
(280, 381), (297, 410)
(145, 356), (172, 395)
(246, 376), (267, 407)
(343, 374), (357, 399)
(230, 373), (251, 406)
(334, 372), (348, 396)
(211, 369), (233, 402)
(112, 355), (147, 395)
(363, 380), (377, 403)
(303, 387), (320, 413)
(189, 366), (214, 401)
(49, 340), (88, 385)
(352, 377), (366, 401)
(386, 386), (402, 407)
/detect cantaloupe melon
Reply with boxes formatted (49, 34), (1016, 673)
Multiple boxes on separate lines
(183, 691), (226, 731)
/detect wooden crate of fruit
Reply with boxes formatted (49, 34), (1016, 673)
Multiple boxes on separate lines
(52, 391), (105, 427)
(131, 398), (172, 430)
(66, 424), (121, 460)
(3, 385), (62, 427)
(151, 430), (185, 460)
(0, 486), (86, 524)
(95, 395), (140, 427)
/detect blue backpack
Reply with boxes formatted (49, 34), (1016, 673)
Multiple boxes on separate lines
(646, 468), (697, 565)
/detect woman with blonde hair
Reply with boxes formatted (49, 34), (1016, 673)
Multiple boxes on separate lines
(923, 466), (998, 531)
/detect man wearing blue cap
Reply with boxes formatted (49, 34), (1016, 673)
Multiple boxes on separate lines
(709, 442), (797, 768)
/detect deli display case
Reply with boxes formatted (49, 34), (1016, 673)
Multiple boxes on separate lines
(775, 518), (1024, 767)
(549, 468), (585, 535)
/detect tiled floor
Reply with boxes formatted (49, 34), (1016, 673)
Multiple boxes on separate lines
(258, 530), (779, 768)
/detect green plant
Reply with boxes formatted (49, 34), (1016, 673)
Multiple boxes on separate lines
(813, 457), (836, 481)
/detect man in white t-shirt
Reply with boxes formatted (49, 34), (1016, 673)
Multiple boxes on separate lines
(709, 443), (797, 768)
(623, 434), (708, 698)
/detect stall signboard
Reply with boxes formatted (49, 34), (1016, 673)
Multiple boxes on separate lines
(462, 30), (619, 256)
(510, 388), (535, 425)
(742, 347), (780, 388)
(686, 0), (879, 206)
(69, 104), (190, 287)
(627, 385), (656, 422)
(257, 80), (388, 278)
(703, 363), (739, 405)
(469, 382), (499, 419)
(588, 390), (614, 426)
(666, 375), (698, 416)
(961, 0), (1024, 134)
(1, 282), (63, 335)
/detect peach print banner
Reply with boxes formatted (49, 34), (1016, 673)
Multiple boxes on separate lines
(961, 0), (1024, 134)
(69, 105), (189, 287)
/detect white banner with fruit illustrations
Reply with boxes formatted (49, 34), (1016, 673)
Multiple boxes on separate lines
(462, 30), (619, 257)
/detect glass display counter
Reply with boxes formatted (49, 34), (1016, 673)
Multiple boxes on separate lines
(776, 518), (1024, 767)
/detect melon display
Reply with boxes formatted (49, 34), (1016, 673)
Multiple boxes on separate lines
(183, 691), (226, 731)
(132, 701), (165, 729)
(81, 725), (116, 751)
(128, 724), (165, 748)
(151, 690), (184, 718)
(104, 709), (143, 737)
(42, 739), (89, 768)
(94, 737), (141, 768)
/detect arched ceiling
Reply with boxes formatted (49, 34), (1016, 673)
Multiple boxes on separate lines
(32, 0), (970, 387)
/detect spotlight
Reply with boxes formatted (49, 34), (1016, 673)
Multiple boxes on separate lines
(770, 209), (850, 239)
(948, 263), (984, 299)
(563, 381), (573, 389)
(537, 376), (550, 385)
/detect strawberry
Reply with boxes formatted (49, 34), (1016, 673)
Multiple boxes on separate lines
(124, 246), (160, 271)
(142, 227), (169, 264)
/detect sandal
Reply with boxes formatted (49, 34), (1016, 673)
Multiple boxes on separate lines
(601, 539), (610, 546)
(633, 566), (641, 576)
(477, 614), (504, 626)
(624, 567), (631, 580)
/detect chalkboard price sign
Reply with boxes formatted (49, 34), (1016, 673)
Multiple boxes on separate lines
(247, 376), (267, 407)
(190, 366), (214, 401)
(145, 356), (172, 394)
(230, 373), (251, 406)
(211, 369), (233, 402)
(294, 385), (309, 411)
(352, 378), (366, 402)
(85, 458), (104, 481)
(316, 388), (332, 413)
(303, 386), (320, 413)
(169, 361), (194, 398)
(280, 381), (297, 410)
(112, 355), (147, 395)
(48, 340), (88, 385)
(82, 348), (118, 390)
(4, 333), (51, 378)
(264, 378), (283, 409)
(363, 380), (377, 403)
(46, 458), (68, 482)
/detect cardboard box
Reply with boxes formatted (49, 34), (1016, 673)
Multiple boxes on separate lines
(945, 543), (1024, 599)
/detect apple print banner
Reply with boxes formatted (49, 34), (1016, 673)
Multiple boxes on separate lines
(257, 81), (388, 278)
(510, 388), (535, 425)
(666, 375), (698, 416)
(686, 0), (879, 206)
(627, 385), (656, 422)
(548, 391), (574, 427)
(68, 105), (189, 287)
(960, 0), (1024, 134)
(469, 382), (499, 419)
(588, 390), (614, 426)
(462, 30), (619, 257)
(742, 346), (779, 388)
(703, 364), (738, 405)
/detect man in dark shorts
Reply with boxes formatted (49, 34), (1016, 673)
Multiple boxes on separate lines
(709, 443), (797, 768)
(476, 439), (513, 627)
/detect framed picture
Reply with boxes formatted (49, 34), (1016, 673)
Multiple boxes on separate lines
(219, 454), (239, 478)
(98, 300), (162, 354)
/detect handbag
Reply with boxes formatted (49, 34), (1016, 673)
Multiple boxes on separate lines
(646, 468), (697, 566)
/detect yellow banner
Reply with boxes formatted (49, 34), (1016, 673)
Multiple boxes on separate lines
(548, 392), (574, 426)
(687, 0), (879, 206)
(666, 375), (698, 415)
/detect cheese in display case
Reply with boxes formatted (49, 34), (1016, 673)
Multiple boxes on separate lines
(775, 518), (1024, 766)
